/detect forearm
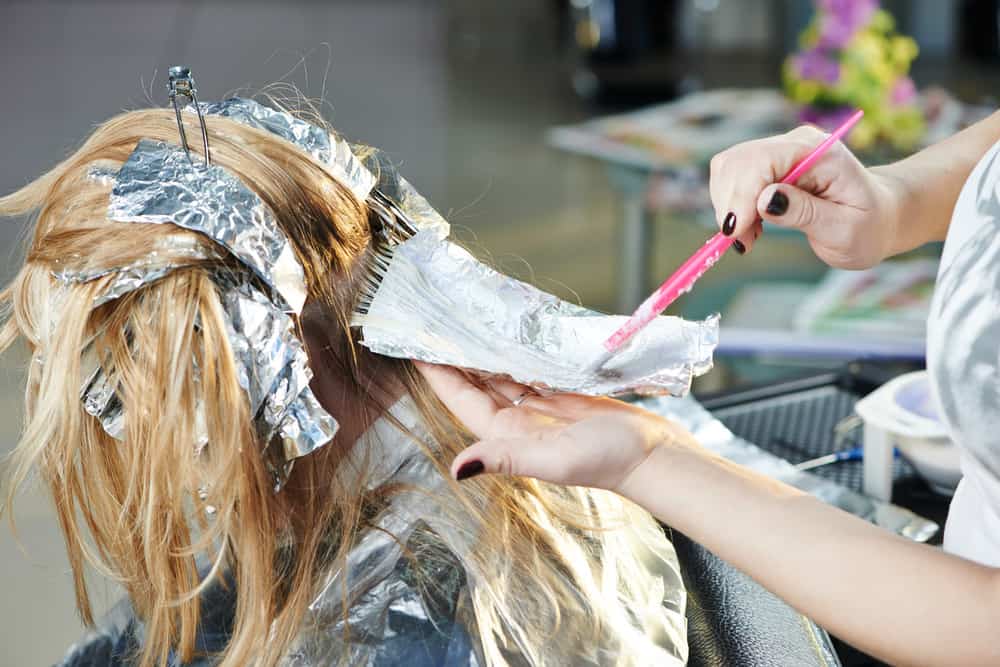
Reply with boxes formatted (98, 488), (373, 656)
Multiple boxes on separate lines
(621, 443), (1000, 666)
(875, 110), (1000, 258)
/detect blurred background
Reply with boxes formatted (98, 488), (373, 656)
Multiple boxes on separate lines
(1, 1), (997, 664)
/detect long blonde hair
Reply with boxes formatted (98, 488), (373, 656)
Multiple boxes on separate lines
(0, 106), (682, 666)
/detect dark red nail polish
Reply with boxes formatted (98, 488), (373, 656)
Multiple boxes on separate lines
(456, 460), (484, 481)
(722, 212), (737, 236)
(733, 240), (746, 255)
(766, 191), (789, 216)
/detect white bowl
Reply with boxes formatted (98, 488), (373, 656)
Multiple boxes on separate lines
(856, 371), (962, 498)
(894, 432), (962, 495)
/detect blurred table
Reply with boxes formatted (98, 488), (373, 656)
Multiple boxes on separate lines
(548, 88), (792, 311)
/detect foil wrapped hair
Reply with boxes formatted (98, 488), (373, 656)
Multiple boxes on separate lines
(69, 136), (338, 484)
(58, 92), (717, 486)
(58, 94), (459, 485)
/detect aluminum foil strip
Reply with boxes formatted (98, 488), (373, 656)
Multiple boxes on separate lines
(194, 97), (377, 204)
(78, 270), (338, 465)
(194, 97), (448, 238)
(80, 349), (125, 439)
(353, 230), (718, 396)
(212, 270), (338, 462)
(85, 163), (119, 186)
(54, 235), (221, 307)
(635, 394), (939, 541)
(108, 139), (307, 314)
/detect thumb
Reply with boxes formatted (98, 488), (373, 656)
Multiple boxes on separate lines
(451, 437), (566, 483)
(757, 183), (841, 232)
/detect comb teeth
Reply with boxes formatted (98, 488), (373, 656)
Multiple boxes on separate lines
(353, 190), (417, 316)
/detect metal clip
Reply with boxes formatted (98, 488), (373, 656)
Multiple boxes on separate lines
(167, 66), (211, 166)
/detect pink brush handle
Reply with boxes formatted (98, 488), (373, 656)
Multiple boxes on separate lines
(598, 108), (864, 357)
(604, 233), (732, 351)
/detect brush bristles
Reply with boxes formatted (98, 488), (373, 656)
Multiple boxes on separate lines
(353, 190), (417, 315)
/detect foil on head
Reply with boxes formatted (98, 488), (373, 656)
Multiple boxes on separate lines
(195, 97), (377, 203)
(108, 138), (307, 314)
(77, 269), (338, 472)
(55, 235), (221, 307)
(212, 270), (338, 463)
(353, 230), (718, 396)
(70, 139), (338, 473)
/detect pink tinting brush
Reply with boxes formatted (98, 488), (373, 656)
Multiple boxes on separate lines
(587, 108), (864, 373)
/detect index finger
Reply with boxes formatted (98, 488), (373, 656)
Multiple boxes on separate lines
(412, 361), (504, 437)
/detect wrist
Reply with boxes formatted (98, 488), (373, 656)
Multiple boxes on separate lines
(614, 425), (700, 503)
(869, 165), (911, 261)
(615, 442), (666, 502)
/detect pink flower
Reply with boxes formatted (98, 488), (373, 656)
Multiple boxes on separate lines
(795, 49), (842, 84)
(798, 106), (856, 131)
(891, 76), (917, 105)
(816, 0), (878, 48)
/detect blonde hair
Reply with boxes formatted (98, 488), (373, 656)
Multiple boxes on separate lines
(0, 106), (681, 666)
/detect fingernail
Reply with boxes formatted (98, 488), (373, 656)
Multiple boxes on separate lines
(733, 240), (746, 255)
(766, 190), (789, 216)
(722, 212), (736, 236)
(455, 460), (484, 481)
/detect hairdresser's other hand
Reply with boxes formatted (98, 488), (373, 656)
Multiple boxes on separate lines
(415, 361), (695, 493)
(710, 125), (903, 269)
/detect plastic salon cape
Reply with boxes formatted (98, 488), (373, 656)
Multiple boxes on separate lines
(56, 396), (689, 666)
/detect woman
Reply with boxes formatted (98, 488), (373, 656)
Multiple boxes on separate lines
(0, 98), (687, 666)
(431, 110), (1000, 666)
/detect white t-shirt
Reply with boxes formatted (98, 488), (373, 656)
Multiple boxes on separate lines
(927, 137), (1000, 566)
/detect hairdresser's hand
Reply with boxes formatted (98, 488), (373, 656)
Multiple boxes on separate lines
(415, 361), (695, 493)
(710, 125), (904, 269)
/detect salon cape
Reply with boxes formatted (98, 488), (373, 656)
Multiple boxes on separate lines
(58, 395), (688, 666)
(927, 137), (1000, 566)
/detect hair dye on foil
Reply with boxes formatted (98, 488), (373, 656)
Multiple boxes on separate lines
(353, 230), (718, 396)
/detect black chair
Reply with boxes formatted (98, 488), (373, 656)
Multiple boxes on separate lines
(671, 530), (841, 667)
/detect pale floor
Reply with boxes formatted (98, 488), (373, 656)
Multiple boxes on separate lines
(0, 2), (818, 665)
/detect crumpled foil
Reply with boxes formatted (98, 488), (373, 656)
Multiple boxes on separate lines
(213, 271), (338, 464)
(353, 230), (718, 396)
(77, 269), (337, 470)
(62, 139), (338, 470)
(54, 234), (221, 307)
(634, 394), (939, 541)
(196, 97), (448, 239)
(194, 97), (377, 204)
(108, 138), (307, 314)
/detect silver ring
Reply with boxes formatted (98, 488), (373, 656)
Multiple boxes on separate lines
(511, 391), (534, 407)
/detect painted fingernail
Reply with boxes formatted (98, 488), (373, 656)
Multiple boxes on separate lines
(455, 460), (485, 481)
(722, 212), (736, 236)
(733, 240), (747, 255)
(766, 191), (789, 216)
